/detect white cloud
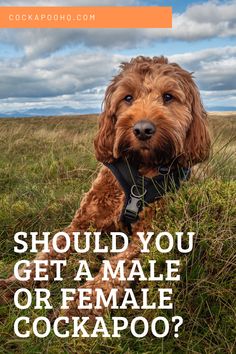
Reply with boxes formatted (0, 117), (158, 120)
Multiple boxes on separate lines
(0, 52), (127, 99)
(144, 1), (236, 41)
(0, 46), (235, 115)
(169, 46), (236, 90)
(172, 0), (236, 40)
(1, 46), (235, 100)
(201, 89), (236, 109)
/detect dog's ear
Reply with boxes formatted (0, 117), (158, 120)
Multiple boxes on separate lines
(181, 80), (211, 166)
(94, 82), (116, 163)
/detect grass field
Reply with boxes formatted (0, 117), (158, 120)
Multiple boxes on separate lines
(0, 113), (235, 354)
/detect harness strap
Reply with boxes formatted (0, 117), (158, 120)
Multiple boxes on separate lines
(105, 159), (190, 229)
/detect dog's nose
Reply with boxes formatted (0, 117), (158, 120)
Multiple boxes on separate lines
(133, 120), (156, 141)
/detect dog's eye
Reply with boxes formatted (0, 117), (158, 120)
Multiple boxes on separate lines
(124, 95), (133, 103)
(163, 93), (174, 103)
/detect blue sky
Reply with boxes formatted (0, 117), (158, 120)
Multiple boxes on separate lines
(0, 0), (235, 116)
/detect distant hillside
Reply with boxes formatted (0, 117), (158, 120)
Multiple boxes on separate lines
(0, 107), (100, 118)
(0, 107), (235, 118)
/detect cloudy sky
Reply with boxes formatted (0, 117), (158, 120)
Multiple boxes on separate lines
(0, 0), (235, 116)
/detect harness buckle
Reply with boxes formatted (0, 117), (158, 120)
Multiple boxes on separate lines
(123, 185), (147, 223)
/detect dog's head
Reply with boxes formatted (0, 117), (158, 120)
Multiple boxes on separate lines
(94, 56), (211, 168)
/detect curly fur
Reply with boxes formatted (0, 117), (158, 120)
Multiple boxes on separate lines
(0, 56), (211, 320)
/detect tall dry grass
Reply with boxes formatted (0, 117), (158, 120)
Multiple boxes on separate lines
(0, 114), (235, 354)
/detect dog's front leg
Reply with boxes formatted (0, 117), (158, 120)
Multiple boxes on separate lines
(0, 166), (124, 303)
(61, 208), (155, 321)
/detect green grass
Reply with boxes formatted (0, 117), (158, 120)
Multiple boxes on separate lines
(0, 113), (235, 353)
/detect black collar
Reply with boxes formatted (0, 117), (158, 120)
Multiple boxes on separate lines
(105, 158), (191, 230)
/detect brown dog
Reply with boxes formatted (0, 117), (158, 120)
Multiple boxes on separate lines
(0, 56), (210, 320)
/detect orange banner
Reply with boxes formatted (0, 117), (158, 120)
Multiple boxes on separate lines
(0, 6), (172, 28)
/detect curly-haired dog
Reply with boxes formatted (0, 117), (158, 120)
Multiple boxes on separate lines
(0, 56), (210, 320)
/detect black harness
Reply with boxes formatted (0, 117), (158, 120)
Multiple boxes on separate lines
(105, 158), (190, 231)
